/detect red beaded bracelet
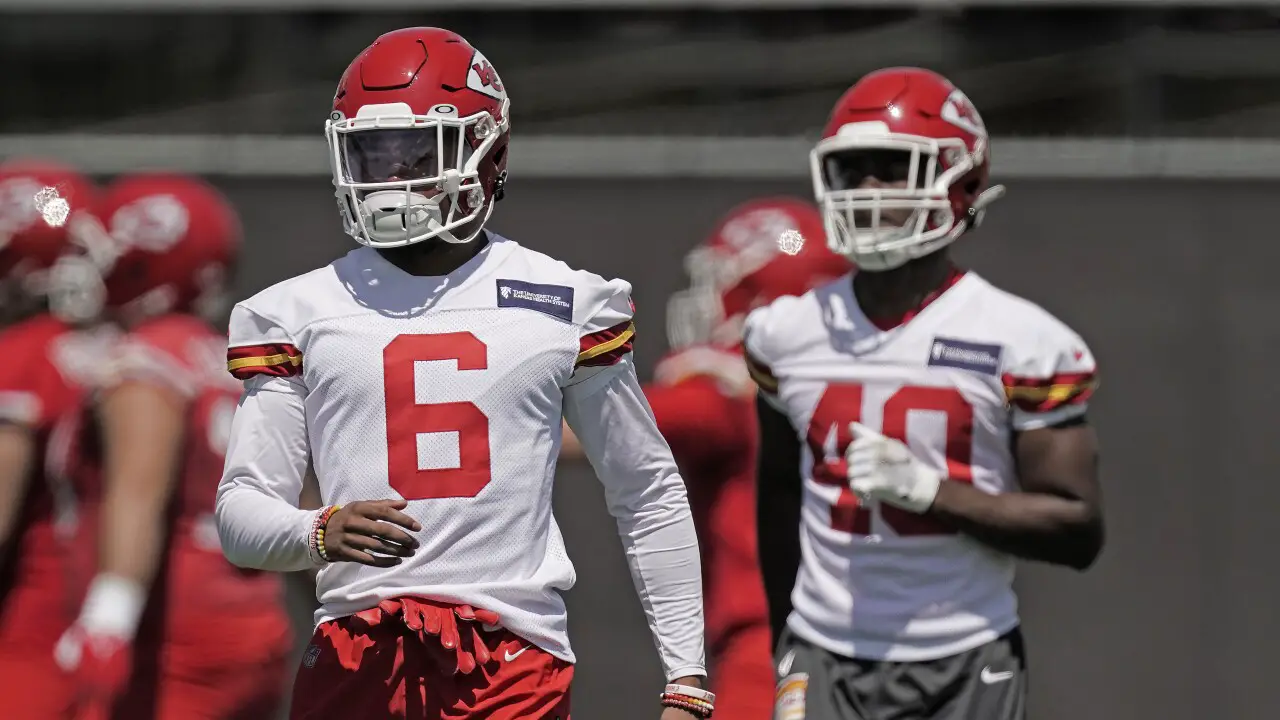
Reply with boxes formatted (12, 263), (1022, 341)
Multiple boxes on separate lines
(311, 505), (342, 563)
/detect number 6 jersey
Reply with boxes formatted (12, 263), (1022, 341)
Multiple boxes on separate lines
(215, 234), (706, 681)
(744, 269), (1098, 662)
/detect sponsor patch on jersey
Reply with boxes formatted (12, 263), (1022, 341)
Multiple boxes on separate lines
(927, 337), (1003, 376)
(775, 672), (808, 720)
(496, 279), (574, 323)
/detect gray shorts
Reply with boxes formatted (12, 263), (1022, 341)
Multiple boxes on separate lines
(772, 627), (1027, 720)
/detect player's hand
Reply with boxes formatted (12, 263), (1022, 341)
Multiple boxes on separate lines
(846, 422), (943, 513)
(54, 624), (133, 720)
(323, 499), (422, 566)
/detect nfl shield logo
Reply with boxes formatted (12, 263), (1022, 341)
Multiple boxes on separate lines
(303, 644), (321, 669)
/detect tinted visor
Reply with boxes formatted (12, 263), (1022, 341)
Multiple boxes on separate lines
(822, 148), (926, 191)
(341, 126), (473, 185)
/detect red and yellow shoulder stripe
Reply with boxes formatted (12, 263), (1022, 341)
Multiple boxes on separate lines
(744, 352), (779, 394)
(1002, 370), (1097, 413)
(576, 320), (635, 368)
(227, 343), (303, 380)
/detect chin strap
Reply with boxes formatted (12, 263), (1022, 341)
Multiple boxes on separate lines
(968, 184), (1007, 230)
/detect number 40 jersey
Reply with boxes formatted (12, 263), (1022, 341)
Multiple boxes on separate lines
(744, 269), (1098, 663)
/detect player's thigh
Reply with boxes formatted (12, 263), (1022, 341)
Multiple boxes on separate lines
(454, 632), (573, 720)
(156, 649), (290, 720)
(289, 619), (408, 720)
(927, 629), (1027, 720)
(774, 627), (868, 720)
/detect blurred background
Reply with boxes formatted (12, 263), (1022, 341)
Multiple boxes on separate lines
(4, 1), (1280, 719)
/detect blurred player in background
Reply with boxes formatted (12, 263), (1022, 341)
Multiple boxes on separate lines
(749, 67), (1104, 720)
(561, 197), (850, 717)
(215, 27), (710, 720)
(0, 158), (103, 720)
(50, 173), (292, 719)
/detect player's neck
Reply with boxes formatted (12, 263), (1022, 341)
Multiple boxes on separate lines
(852, 251), (961, 328)
(377, 231), (490, 278)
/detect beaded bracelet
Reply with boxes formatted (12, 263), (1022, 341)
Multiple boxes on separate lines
(310, 505), (342, 563)
(660, 684), (715, 718)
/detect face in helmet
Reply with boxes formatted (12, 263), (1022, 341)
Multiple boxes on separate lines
(0, 159), (97, 323)
(327, 27), (511, 249)
(811, 67), (1006, 271)
(49, 173), (241, 326)
(666, 197), (853, 350)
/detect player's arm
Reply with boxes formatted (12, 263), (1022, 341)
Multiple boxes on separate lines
(929, 413), (1102, 570)
(216, 305), (418, 571)
(742, 307), (803, 647)
(916, 332), (1103, 570)
(72, 376), (186, 648)
(563, 283), (707, 694)
(0, 345), (50, 574)
(755, 391), (803, 649)
(0, 422), (35, 567)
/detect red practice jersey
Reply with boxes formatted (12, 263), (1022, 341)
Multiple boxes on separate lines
(0, 314), (109, 649)
(0, 314), (113, 719)
(646, 346), (773, 711)
(64, 314), (292, 677)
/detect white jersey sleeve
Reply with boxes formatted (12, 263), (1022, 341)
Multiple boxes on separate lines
(566, 275), (636, 386)
(1001, 312), (1099, 431)
(742, 297), (796, 411)
(215, 300), (318, 572)
(562, 277), (707, 681)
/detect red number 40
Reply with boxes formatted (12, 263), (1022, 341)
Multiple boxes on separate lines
(383, 333), (493, 500)
(806, 383), (974, 537)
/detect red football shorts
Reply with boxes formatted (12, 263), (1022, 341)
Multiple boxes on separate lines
(290, 598), (573, 720)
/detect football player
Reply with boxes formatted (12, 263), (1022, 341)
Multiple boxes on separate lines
(50, 173), (292, 719)
(748, 68), (1105, 720)
(213, 27), (711, 720)
(0, 158), (102, 720)
(562, 197), (851, 717)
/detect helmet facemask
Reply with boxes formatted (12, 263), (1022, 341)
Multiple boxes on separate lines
(327, 101), (507, 249)
(811, 132), (982, 271)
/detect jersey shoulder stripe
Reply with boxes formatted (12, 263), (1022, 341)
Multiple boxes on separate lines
(1002, 370), (1097, 413)
(576, 319), (634, 368)
(744, 351), (779, 394)
(227, 343), (303, 380)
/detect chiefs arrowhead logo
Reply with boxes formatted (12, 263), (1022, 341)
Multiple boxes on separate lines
(466, 50), (505, 100)
(940, 89), (986, 138)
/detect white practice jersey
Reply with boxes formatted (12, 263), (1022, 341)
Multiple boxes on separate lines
(744, 270), (1097, 662)
(215, 235), (705, 679)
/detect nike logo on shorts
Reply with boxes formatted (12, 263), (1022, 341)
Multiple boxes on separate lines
(505, 645), (530, 662)
(980, 666), (1015, 684)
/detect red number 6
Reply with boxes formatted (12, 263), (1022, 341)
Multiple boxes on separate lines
(383, 333), (492, 500)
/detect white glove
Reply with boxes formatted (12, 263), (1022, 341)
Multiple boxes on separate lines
(845, 422), (943, 514)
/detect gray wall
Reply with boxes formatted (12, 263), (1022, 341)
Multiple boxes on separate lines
(234, 176), (1280, 720)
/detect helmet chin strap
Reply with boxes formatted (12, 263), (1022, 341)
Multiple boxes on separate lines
(968, 184), (1006, 229)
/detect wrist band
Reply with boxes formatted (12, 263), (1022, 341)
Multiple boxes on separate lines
(310, 505), (342, 563)
(660, 684), (715, 718)
(664, 684), (715, 704)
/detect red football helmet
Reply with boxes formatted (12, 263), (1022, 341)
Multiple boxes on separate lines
(810, 67), (1006, 271)
(50, 173), (241, 324)
(327, 27), (511, 249)
(666, 197), (852, 349)
(0, 159), (97, 311)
